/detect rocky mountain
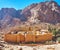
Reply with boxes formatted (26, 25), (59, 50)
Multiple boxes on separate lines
(22, 1), (60, 24)
(0, 8), (27, 29)
(0, 1), (60, 30)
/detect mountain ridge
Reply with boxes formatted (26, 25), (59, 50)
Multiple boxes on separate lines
(0, 1), (60, 30)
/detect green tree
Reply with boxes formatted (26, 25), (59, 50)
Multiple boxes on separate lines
(52, 28), (58, 42)
(48, 25), (52, 32)
(57, 29), (60, 34)
(52, 28), (57, 36)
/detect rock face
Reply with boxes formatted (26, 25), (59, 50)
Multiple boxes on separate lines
(0, 1), (60, 29)
(0, 8), (27, 29)
(22, 1), (60, 24)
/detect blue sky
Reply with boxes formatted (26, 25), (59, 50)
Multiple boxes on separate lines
(0, 0), (60, 10)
